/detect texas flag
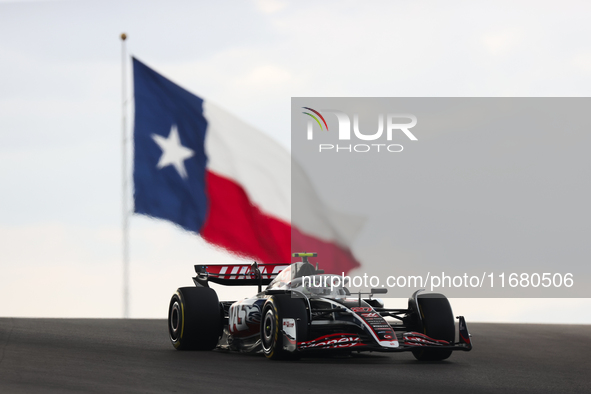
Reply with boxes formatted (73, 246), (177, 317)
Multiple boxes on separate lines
(132, 58), (362, 273)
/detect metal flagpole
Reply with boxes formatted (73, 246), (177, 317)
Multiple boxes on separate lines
(120, 32), (130, 318)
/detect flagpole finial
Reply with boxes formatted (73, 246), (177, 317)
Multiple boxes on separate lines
(120, 33), (127, 41)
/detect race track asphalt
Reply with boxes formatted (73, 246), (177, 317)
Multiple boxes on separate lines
(0, 318), (589, 393)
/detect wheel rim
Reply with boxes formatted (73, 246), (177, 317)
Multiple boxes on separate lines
(262, 309), (275, 351)
(169, 301), (181, 341)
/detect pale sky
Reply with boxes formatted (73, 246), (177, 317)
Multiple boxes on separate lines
(1, 0), (590, 322)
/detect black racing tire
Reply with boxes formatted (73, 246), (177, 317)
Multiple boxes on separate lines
(261, 295), (309, 360)
(168, 287), (222, 350)
(412, 293), (455, 361)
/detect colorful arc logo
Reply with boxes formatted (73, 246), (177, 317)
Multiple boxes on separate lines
(302, 107), (329, 131)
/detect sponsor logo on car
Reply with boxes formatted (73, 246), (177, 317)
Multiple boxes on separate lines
(361, 312), (380, 318)
(403, 332), (450, 347)
(282, 318), (297, 347)
(297, 333), (365, 349)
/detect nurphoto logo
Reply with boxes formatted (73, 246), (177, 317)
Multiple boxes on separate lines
(301, 107), (418, 153)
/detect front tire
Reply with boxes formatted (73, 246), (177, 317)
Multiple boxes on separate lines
(261, 295), (308, 360)
(168, 287), (222, 350)
(412, 293), (455, 361)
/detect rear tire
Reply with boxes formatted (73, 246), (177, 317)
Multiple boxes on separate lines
(168, 287), (222, 350)
(261, 295), (308, 360)
(412, 293), (455, 361)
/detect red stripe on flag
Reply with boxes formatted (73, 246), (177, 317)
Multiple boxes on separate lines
(201, 170), (288, 263)
(291, 227), (360, 274)
(201, 170), (360, 274)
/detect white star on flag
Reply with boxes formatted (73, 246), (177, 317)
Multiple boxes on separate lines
(151, 124), (195, 179)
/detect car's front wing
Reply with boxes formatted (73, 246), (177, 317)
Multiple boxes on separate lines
(288, 316), (472, 353)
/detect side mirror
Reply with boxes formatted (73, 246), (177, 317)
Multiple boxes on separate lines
(371, 288), (388, 294)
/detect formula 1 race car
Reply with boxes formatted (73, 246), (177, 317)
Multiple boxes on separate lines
(167, 253), (472, 361)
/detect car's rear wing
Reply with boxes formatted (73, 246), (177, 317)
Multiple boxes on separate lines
(194, 262), (288, 292)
